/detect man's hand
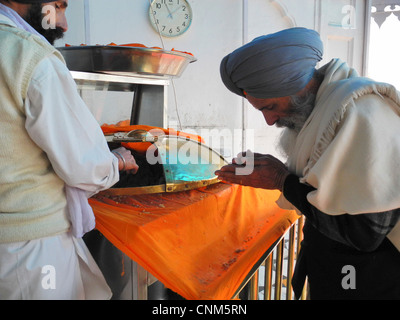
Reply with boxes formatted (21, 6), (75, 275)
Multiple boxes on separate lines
(112, 147), (139, 174)
(215, 151), (289, 191)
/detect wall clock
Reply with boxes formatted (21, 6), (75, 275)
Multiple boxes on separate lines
(149, 0), (193, 37)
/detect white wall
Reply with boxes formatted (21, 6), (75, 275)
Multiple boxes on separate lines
(56, 0), (364, 161)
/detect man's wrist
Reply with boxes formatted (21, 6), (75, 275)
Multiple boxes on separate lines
(112, 150), (126, 171)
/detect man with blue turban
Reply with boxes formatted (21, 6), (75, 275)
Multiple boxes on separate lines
(216, 27), (400, 299)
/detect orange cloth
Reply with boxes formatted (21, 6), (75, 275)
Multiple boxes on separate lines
(89, 183), (299, 300)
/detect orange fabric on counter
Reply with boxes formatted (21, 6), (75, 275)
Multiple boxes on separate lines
(89, 183), (299, 300)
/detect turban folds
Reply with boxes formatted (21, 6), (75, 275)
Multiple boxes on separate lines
(220, 27), (323, 99)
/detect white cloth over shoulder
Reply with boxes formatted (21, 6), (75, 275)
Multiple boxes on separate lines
(277, 59), (400, 250)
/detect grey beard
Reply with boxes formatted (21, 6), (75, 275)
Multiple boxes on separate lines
(277, 92), (316, 158)
(276, 92), (316, 133)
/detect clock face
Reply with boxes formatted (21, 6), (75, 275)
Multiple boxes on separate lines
(149, 0), (193, 37)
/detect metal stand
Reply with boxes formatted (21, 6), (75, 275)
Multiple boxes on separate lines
(83, 229), (164, 300)
(71, 71), (171, 299)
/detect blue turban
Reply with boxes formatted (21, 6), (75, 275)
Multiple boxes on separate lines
(220, 27), (323, 98)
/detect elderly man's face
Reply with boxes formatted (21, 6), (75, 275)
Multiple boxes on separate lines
(246, 95), (293, 126)
(246, 89), (316, 134)
(24, 0), (68, 44)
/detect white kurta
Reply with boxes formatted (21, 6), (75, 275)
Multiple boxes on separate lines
(25, 54), (120, 195)
(0, 13), (119, 299)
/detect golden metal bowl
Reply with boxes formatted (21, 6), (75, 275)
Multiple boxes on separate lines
(101, 134), (228, 196)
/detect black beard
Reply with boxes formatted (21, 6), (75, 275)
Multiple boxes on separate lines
(24, 3), (64, 45)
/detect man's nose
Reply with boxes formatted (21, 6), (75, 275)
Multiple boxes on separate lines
(262, 110), (279, 126)
(57, 14), (68, 32)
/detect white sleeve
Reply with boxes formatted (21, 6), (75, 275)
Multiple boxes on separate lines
(25, 55), (120, 194)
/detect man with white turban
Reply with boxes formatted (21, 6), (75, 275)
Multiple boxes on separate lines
(217, 27), (400, 299)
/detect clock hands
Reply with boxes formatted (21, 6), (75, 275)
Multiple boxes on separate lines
(163, 3), (184, 20)
(170, 5), (184, 16)
(164, 3), (173, 19)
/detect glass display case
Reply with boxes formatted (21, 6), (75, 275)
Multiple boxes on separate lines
(59, 44), (196, 128)
(70, 70), (170, 128)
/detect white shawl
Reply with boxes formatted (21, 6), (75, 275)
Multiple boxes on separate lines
(277, 59), (400, 250)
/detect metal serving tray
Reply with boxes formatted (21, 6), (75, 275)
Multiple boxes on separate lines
(57, 45), (197, 77)
(101, 132), (228, 196)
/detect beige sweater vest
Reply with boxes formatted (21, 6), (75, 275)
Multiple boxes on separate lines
(0, 23), (70, 243)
